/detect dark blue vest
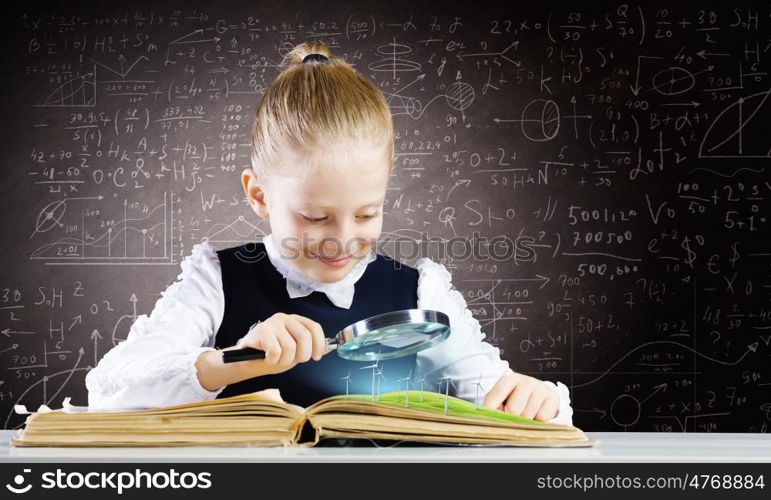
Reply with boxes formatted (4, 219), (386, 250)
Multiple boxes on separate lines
(213, 242), (419, 408)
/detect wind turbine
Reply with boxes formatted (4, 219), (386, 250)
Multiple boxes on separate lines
(375, 365), (386, 401)
(340, 370), (352, 396)
(416, 376), (427, 402)
(396, 369), (413, 407)
(437, 376), (457, 415)
(474, 371), (485, 410)
(360, 360), (379, 401)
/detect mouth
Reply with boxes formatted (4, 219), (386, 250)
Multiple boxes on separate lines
(312, 253), (352, 267)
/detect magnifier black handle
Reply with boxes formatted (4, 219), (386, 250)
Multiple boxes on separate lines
(222, 348), (266, 363)
(223, 338), (337, 363)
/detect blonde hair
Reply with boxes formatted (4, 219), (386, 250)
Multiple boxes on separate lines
(250, 41), (394, 183)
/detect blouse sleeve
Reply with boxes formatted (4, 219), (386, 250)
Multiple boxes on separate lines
(414, 257), (574, 427)
(84, 243), (226, 410)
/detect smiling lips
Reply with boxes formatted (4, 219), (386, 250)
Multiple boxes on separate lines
(313, 253), (351, 267)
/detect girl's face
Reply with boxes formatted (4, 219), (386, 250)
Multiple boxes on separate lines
(243, 141), (389, 283)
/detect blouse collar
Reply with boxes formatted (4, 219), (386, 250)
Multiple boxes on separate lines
(262, 233), (377, 309)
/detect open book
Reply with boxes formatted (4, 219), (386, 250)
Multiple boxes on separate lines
(11, 389), (594, 448)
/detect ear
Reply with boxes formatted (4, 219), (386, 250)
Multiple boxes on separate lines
(241, 168), (270, 219)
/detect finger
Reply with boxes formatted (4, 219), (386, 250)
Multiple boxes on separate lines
(521, 390), (548, 420)
(535, 395), (560, 422)
(273, 326), (297, 367)
(255, 326), (281, 365)
(504, 381), (535, 417)
(283, 317), (313, 363)
(482, 372), (518, 410)
(290, 315), (326, 361)
(236, 323), (261, 348)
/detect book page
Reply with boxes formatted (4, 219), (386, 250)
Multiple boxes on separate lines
(14, 388), (298, 416)
(307, 390), (572, 430)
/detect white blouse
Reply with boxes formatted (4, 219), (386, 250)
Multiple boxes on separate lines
(85, 234), (574, 426)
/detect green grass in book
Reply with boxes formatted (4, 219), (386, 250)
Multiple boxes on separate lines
(320, 390), (552, 426)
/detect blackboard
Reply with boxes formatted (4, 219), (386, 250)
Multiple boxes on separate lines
(1, 0), (769, 432)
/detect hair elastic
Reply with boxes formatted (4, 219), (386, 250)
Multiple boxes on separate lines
(302, 53), (329, 64)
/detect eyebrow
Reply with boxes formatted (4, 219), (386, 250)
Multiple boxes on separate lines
(299, 200), (384, 210)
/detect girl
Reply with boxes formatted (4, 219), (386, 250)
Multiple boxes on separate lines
(86, 42), (574, 426)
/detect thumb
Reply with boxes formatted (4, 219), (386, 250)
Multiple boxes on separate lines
(236, 322), (262, 348)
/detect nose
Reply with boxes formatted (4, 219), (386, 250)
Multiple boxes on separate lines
(322, 239), (341, 255)
(321, 219), (356, 256)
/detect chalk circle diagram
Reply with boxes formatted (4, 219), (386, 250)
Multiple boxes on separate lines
(761, 402), (771, 421)
(444, 81), (475, 111)
(369, 41), (424, 116)
(521, 99), (560, 142)
(398, 80), (474, 118)
(651, 66), (695, 96)
(370, 41), (422, 74)
(111, 310), (137, 346)
(699, 88), (771, 158)
(31, 199), (67, 237)
(609, 393), (641, 427)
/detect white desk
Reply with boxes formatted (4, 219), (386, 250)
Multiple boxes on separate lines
(1, 431), (770, 462)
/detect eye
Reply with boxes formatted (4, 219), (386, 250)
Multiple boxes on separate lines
(301, 215), (328, 223)
(300, 212), (379, 223)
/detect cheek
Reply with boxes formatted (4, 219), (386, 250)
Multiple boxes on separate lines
(351, 228), (380, 255)
(362, 220), (383, 241)
(286, 226), (327, 256)
(271, 223), (308, 252)
(278, 217), (315, 239)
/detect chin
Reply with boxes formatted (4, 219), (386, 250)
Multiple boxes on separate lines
(310, 262), (354, 280)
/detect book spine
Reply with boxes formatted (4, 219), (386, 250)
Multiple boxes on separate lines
(293, 415), (320, 446)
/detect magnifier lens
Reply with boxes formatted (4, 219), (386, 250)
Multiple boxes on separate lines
(337, 321), (450, 361)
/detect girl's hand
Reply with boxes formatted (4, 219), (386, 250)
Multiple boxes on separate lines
(482, 370), (560, 422)
(233, 313), (328, 377)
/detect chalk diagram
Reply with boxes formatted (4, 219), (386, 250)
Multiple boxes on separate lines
(494, 99), (591, 142)
(109, 294), (140, 346)
(387, 78), (476, 121)
(495, 99), (560, 141)
(699, 88), (771, 158)
(6, 289), (179, 427)
(760, 402), (771, 422)
(369, 39), (422, 80)
(371, 40), (475, 120)
(34, 54), (150, 108)
(30, 191), (175, 264)
(520, 99), (561, 142)
(34, 65), (96, 108)
(4, 346), (90, 429)
(92, 55), (149, 79)
(651, 66), (696, 96)
(200, 215), (267, 245)
(460, 276), (550, 344)
(572, 340), (759, 430)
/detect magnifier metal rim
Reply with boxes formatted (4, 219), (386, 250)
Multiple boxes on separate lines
(221, 309), (451, 364)
(337, 309), (449, 345)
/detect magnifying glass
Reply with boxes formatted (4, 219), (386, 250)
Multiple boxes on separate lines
(222, 309), (450, 363)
